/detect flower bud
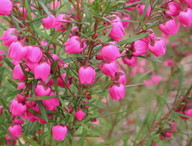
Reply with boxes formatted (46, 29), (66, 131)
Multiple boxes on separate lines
(78, 66), (96, 85)
(74, 110), (86, 121)
(52, 125), (68, 141)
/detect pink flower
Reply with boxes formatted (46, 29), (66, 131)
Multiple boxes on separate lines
(55, 14), (68, 31)
(9, 42), (28, 61)
(100, 61), (118, 77)
(8, 125), (22, 138)
(64, 36), (85, 54)
(111, 70), (127, 85)
(35, 84), (51, 96)
(183, 0), (192, 8)
(13, 119), (24, 125)
(52, 125), (68, 141)
(133, 39), (148, 56)
(109, 17), (125, 41)
(149, 38), (166, 57)
(12, 64), (26, 81)
(0, 28), (18, 46)
(42, 92), (59, 111)
(26, 46), (43, 63)
(184, 109), (192, 119)
(109, 83), (125, 100)
(165, 2), (181, 16)
(78, 66), (96, 84)
(0, 0), (12, 15)
(144, 75), (162, 87)
(74, 110), (86, 121)
(34, 62), (51, 82)
(122, 56), (137, 66)
(101, 44), (121, 62)
(137, 4), (151, 17)
(159, 19), (179, 36)
(41, 15), (56, 29)
(57, 73), (71, 87)
(10, 99), (27, 117)
(177, 8), (192, 27)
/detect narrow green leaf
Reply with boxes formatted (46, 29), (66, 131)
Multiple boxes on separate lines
(22, 135), (40, 146)
(29, 95), (56, 101)
(117, 32), (149, 46)
(37, 101), (48, 121)
(138, 55), (162, 63)
(3, 58), (14, 69)
(4, 89), (23, 98)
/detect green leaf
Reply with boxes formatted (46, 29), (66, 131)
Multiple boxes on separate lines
(37, 101), (48, 121)
(28, 95), (56, 101)
(4, 89), (23, 98)
(117, 32), (149, 46)
(3, 58), (14, 69)
(22, 135), (40, 146)
(7, 79), (18, 88)
(138, 56), (162, 63)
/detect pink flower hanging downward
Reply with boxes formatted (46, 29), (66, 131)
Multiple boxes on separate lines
(8, 125), (22, 138)
(109, 83), (125, 100)
(0, 0), (13, 16)
(74, 110), (86, 121)
(52, 125), (68, 141)
(78, 66), (96, 85)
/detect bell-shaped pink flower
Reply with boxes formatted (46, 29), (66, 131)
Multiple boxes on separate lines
(1, 28), (18, 46)
(9, 42), (28, 61)
(8, 125), (22, 138)
(35, 84), (51, 96)
(165, 2), (181, 16)
(10, 99), (27, 117)
(109, 17), (125, 41)
(149, 38), (166, 57)
(74, 110), (86, 121)
(133, 39), (148, 56)
(109, 83), (125, 100)
(41, 15), (56, 29)
(78, 66), (96, 85)
(122, 56), (137, 66)
(177, 8), (192, 27)
(52, 125), (68, 141)
(101, 44), (120, 62)
(184, 109), (192, 119)
(55, 14), (68, 31)
(64, 36), (85, 54)
(27, 46), (43, 63)
(12, 64), (26, 81)
(100, 61), (118, 76)
(42, 92), (59, 111)
(137, 4), (151, 17)
(0, 0), (12, 16)
(112, 70), (127, 85)
(159, 19), (179, 36)
(34, 62), (51, 82)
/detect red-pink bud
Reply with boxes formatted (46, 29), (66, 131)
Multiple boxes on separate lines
(100, 61), (118, 76)
(64, 36), (85, 54)
(8, 125), (22, 138)
(74, 110), (86, 121)
(52, 125), (68, 141)
(78, 66), (96, 85)
(34, 62), (51, 82)
(109, 83), (125, 100)
(0, 0), (12, 16)
(101, 44), (121, 62)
